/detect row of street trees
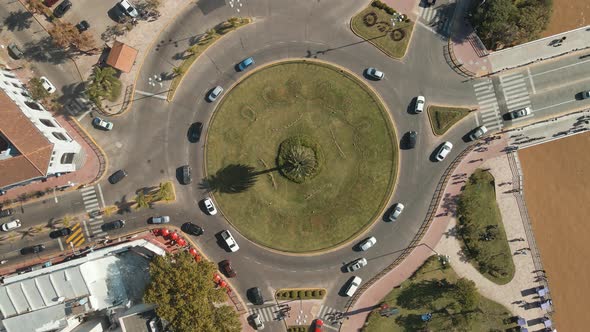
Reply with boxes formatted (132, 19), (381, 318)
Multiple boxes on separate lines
(469, 0), (552, 50)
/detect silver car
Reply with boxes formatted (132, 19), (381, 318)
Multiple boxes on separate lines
(358, 236), (377, 251)
(203, 197), (217, 215)
(150, 216), (170, 224)
(208, 86), (224, 102)
(469, 125), (488, 141)
(581, 90), (590, 99)
(506, 107), (531, 120)
(435, 141), (453, 161)
(346, 257), (368, 272)
(366, 67), (384, 80)
(250, 313), (264, 330)
(388, 203), (404, 221)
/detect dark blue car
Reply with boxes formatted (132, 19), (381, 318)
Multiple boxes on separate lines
(238, 57), (254, 71)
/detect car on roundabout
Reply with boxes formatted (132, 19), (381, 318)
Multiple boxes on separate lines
(344, 276), (362, 297)
(21, 244), (45, 255)
(247, 287), (264, 305)
(250, 313), (264, 330)
(358, 236), (377, 251)
(49, 227), (72, 238)
(208, 86), (224, 102)
(414, 96), (425, 113)
(469, 125), (488, 141)
(220, 259), (237, 278)
(581, 90), (590, 99)
(102, 220), (125, 232)
(237, 57), (255, 71)
(366, 67), (384, 80)
(346, 257), (368, 272)
(182, 222), (204, 236)
(221, 230), (239, 252)
(435, 141), (453, 161)
(406, 130), (417, 149)
(108, 169), (127, 184)
(1, 219), (21, 231)
(203, 197), (217, 215)
(506, 107), (531, 120)
(388, 203), (404, 221)
(150, 216), (170, 224)
(93, 117), (113, 130)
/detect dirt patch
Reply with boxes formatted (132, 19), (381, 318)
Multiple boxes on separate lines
(518, 132), (590, 331)
(541, 0), (590, 37)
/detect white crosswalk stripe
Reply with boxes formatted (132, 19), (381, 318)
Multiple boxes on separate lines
(248, 306), (278, 322)
(500, 73), (532, 112)
(419, 0), (456, 35)
(473, 79), (503, 132)
(63, 97), (96, 116)
(79, 186), (106, 238)
(317, 304), (342, 329)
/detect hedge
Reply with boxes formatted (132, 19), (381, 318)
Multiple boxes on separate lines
(276, 288), (327, 300)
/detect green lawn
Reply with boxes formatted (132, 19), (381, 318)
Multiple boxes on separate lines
(364, 256), (514, 332)
(457, 169), (515, 285)
(427, 106), (470, 136)
(206, 61), (397, 252)
(351, 5), (414, 59)
(167, 18), (251, 101)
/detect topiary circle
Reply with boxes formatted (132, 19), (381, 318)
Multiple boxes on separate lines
(277, 136), (323, 183)
(363, 12), (378, 27)
(390, 28), (405, 41)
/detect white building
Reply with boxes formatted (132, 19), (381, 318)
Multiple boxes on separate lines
(0, 65), (83, 191)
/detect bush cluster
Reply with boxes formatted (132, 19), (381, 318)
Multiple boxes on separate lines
(276, 288), (326, 300)
(371, 0), (396, 15)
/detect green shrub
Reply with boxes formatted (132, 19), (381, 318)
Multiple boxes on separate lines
(290, 290), (296, 298)
(319, 289), (326, 296)
(297, 290), (304, 298)
(305, 290), (312, 297)
(371, 0), (383, 8)
(312, 290), (318, 297)
(385, 7), (394, 15)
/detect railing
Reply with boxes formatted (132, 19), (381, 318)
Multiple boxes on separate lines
(444, 38), (477, 78)
(65, 117), (106, 185)
(344, 144), (475, 312)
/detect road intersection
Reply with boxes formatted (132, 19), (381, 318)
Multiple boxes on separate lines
(1, 0), (589, 330)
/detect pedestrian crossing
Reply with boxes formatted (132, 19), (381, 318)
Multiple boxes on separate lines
(499, 72), (532, 116)
(65, 223), (85, 247)
(79, 185), (106, 238)
(63, 97), (96, 116)
(247, 305), (278, 322)
(473, 79), (503, 132)
(419, 0), (455, 36)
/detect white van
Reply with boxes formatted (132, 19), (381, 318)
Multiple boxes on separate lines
(345, 276), (362, 297)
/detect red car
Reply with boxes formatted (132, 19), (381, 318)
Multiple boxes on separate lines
(220, 259), (236, 278)
(314, 319), (323, 332)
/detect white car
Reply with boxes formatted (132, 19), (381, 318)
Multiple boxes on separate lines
(469, 125), (488, 141)
(203, 197), (217, 215)
(92, 117), (114, 130)
(221, 230), (240, 252)
(388, 203), (404, 221)
(150, 216), (170, 224)
(251, 313), (264, 330)
(358, 236), (377, 251)
(435, 141), (453, 161)
(581, 90), (590, 99)
(366, 67), (384, 80)
(345, 276), (362, 297)
(506, 107), (531, 120)
(346, 257), (368, 272)
(117, 0), (138, 17)
(208, 86), (224, 102)
(1, 219), (21, 232)
(414, 96), (425, 113)
(40, 76), (56, 94)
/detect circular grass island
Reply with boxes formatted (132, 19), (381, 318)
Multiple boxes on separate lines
(205, 60), (397, 253)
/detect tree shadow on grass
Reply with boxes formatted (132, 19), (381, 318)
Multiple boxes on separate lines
(200, 164), (282, 194)
(397, 279), (451, 310)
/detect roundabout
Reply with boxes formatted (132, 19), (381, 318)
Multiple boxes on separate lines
(205, 61), (397, 252)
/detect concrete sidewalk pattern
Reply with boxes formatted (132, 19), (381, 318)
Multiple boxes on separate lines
(499, 72), (532, 113)
(473, 79), (503, 132)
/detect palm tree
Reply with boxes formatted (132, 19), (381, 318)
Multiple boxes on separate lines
(154, 182), (174, 201)
(228, 17), (240, 27)
(282, 145), (318, 180)
(172, 66), (184, 77)
(135, 192), (151, 209)
(86, 67), (121, 107)
(61, 215), (73, 228)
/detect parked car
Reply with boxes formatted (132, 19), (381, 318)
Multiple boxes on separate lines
(221, 230), (239, 252)
(181, 165), (192, 185)
(207, 86), (224, 102)
(93, 117), (114, 130)
(53, 0), (72, 18)
(247, 287), (264, 305)
(1, 219), (21, 232)
(344, 276), (362, 297)
(358, 236), (377, 251)
(506, 107), (531, 120)
(0, 208), (14, 218)
(49, 227), (72, 238)
(388, 203), (404, 221)
(102, 220), (126, 231)
(182, 222), (204, 236)
(75, 20), (90, 32)
(148, 318), (158, 332)
(117, 0), (139, 17)
(314, 319), (324, 332)
(150, 216), (170, 224)
(435, 141), (453, 161)
(7, 43), (24, 59)
(203, 197), (217, 215)
(108, 169), (127, 184)
(406, 130), (417, 149)
(188, 122), (203, 142)
(40, 76), (56, 94)
(581, 90), (590, 99)
(346, 257), (368, 272)
(366, 67), (384, 80)
(220, 259), (237, 278)
(237, 57), (255, 71)
(21, 244), (45, 255)
(414, 96), (425, 113)
(469, 125), (488, 141)
(250, 313), (264, 330)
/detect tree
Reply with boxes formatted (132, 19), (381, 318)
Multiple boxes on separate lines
(144, 252), (241, 332)
(135, 191), (151, 209)
(26, 0), (46, 14)
(201, 164), (259, 194)
(86, 66), (122, 107)
(470, 0), (519, 49)
(454, 278), (478, 310)
(283, 145), (318, 179)
(172, 66), (184, 77)
(28, 77), (50, 101)
(49, 21), (96, 54)
(154, 182), (174, 201)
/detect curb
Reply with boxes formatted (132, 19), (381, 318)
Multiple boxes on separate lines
(426, 105), (474, 136)
(69, 117), (108, 185)
(203, 59), (400, 257)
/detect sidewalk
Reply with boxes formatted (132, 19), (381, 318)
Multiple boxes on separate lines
(0, 115), (104, 207)
(342, 135), (511, 331)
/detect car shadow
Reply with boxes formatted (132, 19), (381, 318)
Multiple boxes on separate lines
(406, 98), (417, 115)
(234, 63), (242, 72)
(107, 7), (124, 23)
(399, 132), (416, 150)
(574, 92), (588, 100)
(214, 231), (232, 252)
(338, 277), (356, 297)
(175, 167), (185, 185)
(382, 205), (395, 222)
(197, 199), (210, 215)
(461, 132), (473, 143)
(429, 145), (443, 163)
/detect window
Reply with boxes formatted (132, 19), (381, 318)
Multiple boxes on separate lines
(40, 119), (56, 127)
(60, 153), (75, 164)
(24, 101), (42, 111)
(52, 132), (69, 141)
(11, 83), (20, 88)
(4, 74), (15, 78)
(21, 92), (30, 97)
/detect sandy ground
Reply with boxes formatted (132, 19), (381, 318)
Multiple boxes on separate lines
(541, 0), (590, 37)
(518, 131), (590, 331)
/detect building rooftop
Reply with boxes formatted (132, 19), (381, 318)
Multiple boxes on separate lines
(0, 91), (52, 188)
(106, 41), (138, 73)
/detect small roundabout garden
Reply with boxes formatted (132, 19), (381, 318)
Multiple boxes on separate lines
(205, 60), (398, 252)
